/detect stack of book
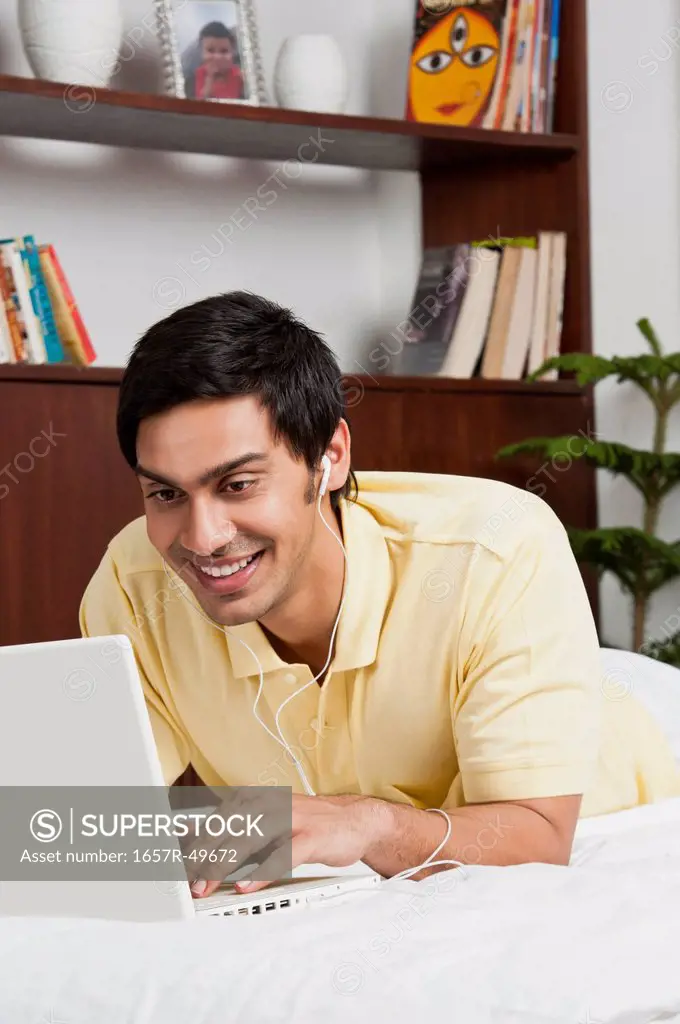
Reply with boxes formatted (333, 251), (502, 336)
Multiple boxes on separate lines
(389, 233), (566, 380)
(0, 235), (96, 366)
(407, 0), (562, 133)
(482, 0), (562, 133)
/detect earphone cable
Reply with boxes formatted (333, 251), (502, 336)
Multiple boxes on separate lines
(160, 457), (464, 883)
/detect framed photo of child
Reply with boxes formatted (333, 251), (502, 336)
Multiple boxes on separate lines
(154, 0), (267, 105)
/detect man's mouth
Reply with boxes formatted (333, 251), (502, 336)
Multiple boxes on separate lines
(188, 550), (265, 596)
(437, 101), (465, 116)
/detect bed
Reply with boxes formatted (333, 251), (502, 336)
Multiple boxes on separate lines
(1, 648), (679, 1024)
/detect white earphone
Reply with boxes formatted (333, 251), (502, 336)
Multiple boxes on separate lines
(163, 452), (344, 797)
(162, 450), (463, 883)
(319, 453), (331, 498)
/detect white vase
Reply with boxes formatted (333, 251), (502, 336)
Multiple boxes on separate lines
(18, 0), (123, 87)
(274, 35), (349, 114)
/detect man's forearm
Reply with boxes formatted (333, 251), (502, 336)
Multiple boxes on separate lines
(362, 798), (573, 878)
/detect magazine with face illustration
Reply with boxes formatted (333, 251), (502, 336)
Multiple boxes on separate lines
(406, 0), (511, 128)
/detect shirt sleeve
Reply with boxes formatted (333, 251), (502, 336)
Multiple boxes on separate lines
(79, 550), (191, 787)
(451, 497), (603, 805)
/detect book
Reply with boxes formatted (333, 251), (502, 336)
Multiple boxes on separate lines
(0, 240), (45, 364)
(500, 244), (538, 377)
(0, 290), (14, 364)
(483, 0), (520, 128)
(407, 1), (511, 128)
(392, 244), (472, 375)
(38, 245), (96, 366)
(21, 235), (65, 364)
(527, 231), (553, 373)
(545, 0), (561, 131)
(501, 0), (534, 131)
(543, 230), (567, 378)
(519, 0), (541, 131)
(536, 0), (554, 131)
(439, 245), (501, 378)
(0, 247), (28, 363)
(480, 245), (523, 377)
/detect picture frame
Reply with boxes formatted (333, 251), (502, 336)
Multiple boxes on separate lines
(154, 0), (268, 106)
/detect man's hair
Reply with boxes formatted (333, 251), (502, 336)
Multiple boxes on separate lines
(200, 21), (236, 44)
(117, 292), (358, 511)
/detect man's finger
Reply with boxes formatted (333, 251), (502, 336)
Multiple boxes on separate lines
(183, 800), (277, 886)
(234, 828), (317, 893)
(191, 877), (223, 899)
(232, 835), (298, 893)
(233, 878), (273, 895)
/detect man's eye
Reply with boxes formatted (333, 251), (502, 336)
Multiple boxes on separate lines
(223, 480), (254, 494)
(416, 50), (453, 74)
(149, 489), (178, 504)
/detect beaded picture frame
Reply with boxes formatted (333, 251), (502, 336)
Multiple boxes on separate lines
(154, 0), (267, 106)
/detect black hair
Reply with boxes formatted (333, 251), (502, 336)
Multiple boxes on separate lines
(199, 21), (236, 45)
(117, 292), (358, 511)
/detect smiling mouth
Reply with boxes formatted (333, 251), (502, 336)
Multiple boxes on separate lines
(194, 552), (259, 577)
(189, 550), (265, 597)
(437, 101), (465, 116)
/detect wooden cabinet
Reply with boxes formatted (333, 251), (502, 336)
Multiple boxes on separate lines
(0, 367), (596, 647)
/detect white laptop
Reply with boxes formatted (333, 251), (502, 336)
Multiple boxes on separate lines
(0, 635), (380, 922)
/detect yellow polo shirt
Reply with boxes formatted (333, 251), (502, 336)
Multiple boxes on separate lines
(79, 471), (680, 817)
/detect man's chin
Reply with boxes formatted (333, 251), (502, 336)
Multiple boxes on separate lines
(187, 577), (269, 628)
(166, 550), (279, 627)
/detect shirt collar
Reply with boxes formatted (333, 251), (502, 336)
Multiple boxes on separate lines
(225, 497), (392, 679)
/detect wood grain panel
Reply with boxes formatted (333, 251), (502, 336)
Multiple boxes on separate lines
(1, 375), (597, 645)
(0, 380), (142, 645)
(348, 387), (594, 531)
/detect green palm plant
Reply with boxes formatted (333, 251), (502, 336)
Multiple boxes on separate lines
(496, 319), (680, 660)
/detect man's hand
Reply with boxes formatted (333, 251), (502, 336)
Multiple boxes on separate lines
(192, 794), (390, 899)
(190, 792), (582, 899)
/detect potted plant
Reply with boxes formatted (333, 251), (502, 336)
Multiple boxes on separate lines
(496, 319), (680, 663)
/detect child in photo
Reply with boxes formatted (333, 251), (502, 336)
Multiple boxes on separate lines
(192, 21), (244, 100)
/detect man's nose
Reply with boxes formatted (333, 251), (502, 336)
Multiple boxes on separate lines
(180, 503), (237, 556)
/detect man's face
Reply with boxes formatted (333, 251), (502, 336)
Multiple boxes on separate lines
(136, 396), (320, 627)
(202, 35), (233, 74)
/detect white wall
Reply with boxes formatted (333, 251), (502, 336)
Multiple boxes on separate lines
(587, 0), (680, 649)
(0, 0), (384, 370)
(366, 0), (422, 370)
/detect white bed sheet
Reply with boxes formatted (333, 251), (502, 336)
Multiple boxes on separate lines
(1, 648), (679, 1024)
(0, 794), (679, 1024)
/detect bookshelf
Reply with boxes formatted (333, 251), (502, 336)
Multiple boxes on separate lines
(0, 0), (598, 644)
(0, 365), (596, 648)
(0, 363), (583, 393)
(0, 73), (579, 171)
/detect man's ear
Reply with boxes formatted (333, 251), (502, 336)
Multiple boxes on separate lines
(324, 419), (352, 493)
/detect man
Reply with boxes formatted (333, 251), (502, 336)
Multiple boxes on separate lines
(80, 292), (680, 900)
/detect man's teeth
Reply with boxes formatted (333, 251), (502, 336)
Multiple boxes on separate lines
(197, 554), (257, 578)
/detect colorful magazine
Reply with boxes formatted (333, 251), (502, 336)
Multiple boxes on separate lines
(406, 1), (510, 127)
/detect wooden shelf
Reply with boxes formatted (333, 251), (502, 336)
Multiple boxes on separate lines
(0, 365), (124, 385)
(0, 74), (580, 173)
(345, 375), (584, 395)
(0, 363), (583, 395)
